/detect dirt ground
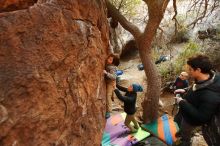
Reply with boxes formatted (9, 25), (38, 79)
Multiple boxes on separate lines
(112, 56), (208, 146)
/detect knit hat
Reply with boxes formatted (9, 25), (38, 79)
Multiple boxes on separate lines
(132, 84), (143, 92)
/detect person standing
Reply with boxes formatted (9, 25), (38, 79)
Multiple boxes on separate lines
(174, 55), (220, 146)
(173, 72), (189, 126)
(173, 72), (189, 90)
(114, 83), (143, 133)
(104, 54), (120, 119)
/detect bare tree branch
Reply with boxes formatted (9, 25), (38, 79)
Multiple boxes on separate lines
(118, 0), (124, 10)
(106, 0), (142, 39)
(207, 0), (219, 17)
(172, 0), (178, 20)
(172, 0), (180, 34)
(187, 0), (208, 28)
(143, 0), (169, 19)
(118, 0), (124, 12)
(158, 26), (164, 40)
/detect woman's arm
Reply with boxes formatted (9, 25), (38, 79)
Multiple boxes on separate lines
(114, 89), (133, 103)
(116, 84), (128, 92)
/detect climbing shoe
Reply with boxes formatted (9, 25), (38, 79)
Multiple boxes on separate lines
(130, 127), (138, 133)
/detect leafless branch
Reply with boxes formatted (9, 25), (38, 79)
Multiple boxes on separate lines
(158, 27), (164, 40)
(172, 0), (180, 34)
(187, 0), (208, 28)
(172, 0), (177, 20)
(106, 0), (142, 39)
(207, 0), (219, 17)
(118, 0), (124, 10)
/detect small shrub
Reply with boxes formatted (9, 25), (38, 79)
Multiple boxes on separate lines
(159, 41), (201, 84)
(173, 41), (201, 74)
(170, 27), (190, 43)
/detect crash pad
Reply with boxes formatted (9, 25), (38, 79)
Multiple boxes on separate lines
(141, 114), (179, 146)
(102, 113), (150, 146)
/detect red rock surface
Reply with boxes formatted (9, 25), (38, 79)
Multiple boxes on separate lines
(0, 0), (109, 145)
(0, 0), (37, 12)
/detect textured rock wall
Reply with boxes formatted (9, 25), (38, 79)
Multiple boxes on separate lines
(0, 0), (109, 145)
(0, 0), (37, 12)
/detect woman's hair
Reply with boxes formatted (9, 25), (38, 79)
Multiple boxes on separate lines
(107, 54), (120, 66)
(187, 55), (213, 73)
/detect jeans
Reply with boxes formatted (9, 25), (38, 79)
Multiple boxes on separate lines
(125, 114), (139, 132)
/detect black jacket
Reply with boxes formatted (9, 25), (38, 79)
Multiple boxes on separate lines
(179, 73), (220, 126)
(114, 84), (137, 115)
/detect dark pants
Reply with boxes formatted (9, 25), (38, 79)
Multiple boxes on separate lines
(180, 118), (220, 146)
(179, 118), (194, 146)
(125, 114), (139, 132)
(174, 111), (182, 127)
(202, 116), (220, 146)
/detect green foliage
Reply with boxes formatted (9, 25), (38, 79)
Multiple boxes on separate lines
(169, 14), (191, 43)
(157, 58), (177, 85)
(152, 47), (160, 61)
(158, 41), (201, 83)
(159, 62), (173, 79)
(111, 0), (142, 17)
(176, 28), (189, 43)
(173, 41), (201, 74)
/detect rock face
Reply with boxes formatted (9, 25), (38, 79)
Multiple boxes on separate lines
(0, 0), (37, 12)
(0, 0), (109, 145)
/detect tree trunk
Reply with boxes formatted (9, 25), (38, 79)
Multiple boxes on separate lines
(0, 0), (108, 145)
(138, 21), (162, 123)
(107, 0), (169, 123)
(134, 34), (162, 123)
(109, 27), (121, 54)
(140, 0), (169, 123)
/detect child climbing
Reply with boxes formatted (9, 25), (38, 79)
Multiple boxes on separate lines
(104, 54), (120, 119)
(114, 83), (143, 133)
